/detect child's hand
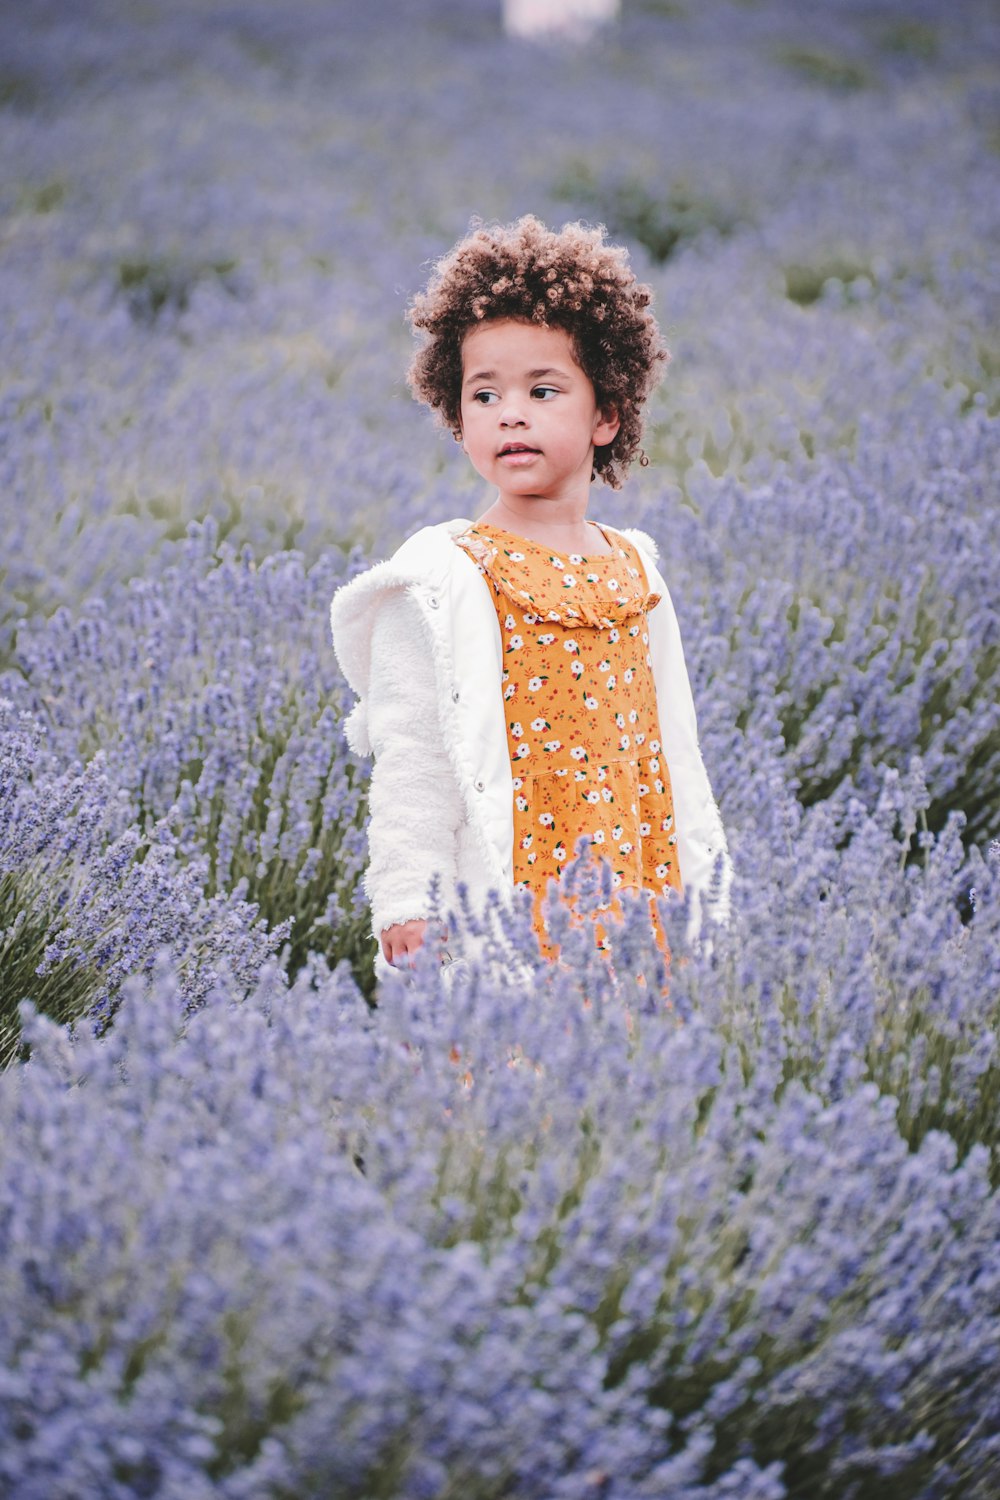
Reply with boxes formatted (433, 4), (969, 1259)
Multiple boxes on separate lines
(380, 918), (449, 968)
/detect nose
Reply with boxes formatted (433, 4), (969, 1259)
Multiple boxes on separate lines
(499, 398), (527, 426)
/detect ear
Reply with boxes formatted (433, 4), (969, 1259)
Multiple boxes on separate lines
(593, 404), (620, 449)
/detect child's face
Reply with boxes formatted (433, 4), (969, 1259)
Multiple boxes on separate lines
(458, 319), (619, 507)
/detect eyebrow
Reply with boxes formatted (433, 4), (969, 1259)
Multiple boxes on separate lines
(463, 366), (572, 386)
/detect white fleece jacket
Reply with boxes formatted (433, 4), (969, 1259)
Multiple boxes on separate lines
(330, 516), (731, 980)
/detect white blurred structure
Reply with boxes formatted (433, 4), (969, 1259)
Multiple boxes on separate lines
(504, 0), (620, 41)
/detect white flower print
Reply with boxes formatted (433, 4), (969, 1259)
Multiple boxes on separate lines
(562, 574), (576, 587)
(624, 668), (634, 685)
(638, 781), (649, 795)
(515, 743), (531, 759)
(563, 639), (580, 655)
(548, 556), (564, 568)
(592, 829), (605, 843)
(655, 778), (664, 794)
(640, 821), (651, 837)
(609, 628), (619, 643)
(598, 658), (611, 672)
(538, 632), (556, 645)
(531, 717), (549, 731)
(574, 769), (587, 782)
(528, 676), (545, 691)
(619, 840), (633, 855)
(520, 834), (533, 849)
(629, 624), (639, 637)
(510, 722), (524, 738)
(553, 843), (567, 862)
(615, 712), (626, 729)
(513, 776), (523, 790)
(584, 695), (598, 709)
(650, 741), (661, 753)
(607, 578), (620, 592)
(620, 734), (630, 749)
(524, 610), (539, 623)
(539, 811), (555, 827)
(597, 766), (607, 781)
(509, 634), (523, 649)
(516, 795), (529, 812)
(661, 814), (673, 831)
(668, 832), (678, 846)
(570, 746), (587, 761)
(655, 862), (671, 881)
(571, 661), (584, 678)
(607, 675), (616, 689)
(504, 684), (516, 700)
(601, 787), (613, 802)
(650, 756), (660, 772)
(629, 709), (638, 723)
(543, 739), (562, 753)
(555, 767), (568, 776)
(642, 632), (649, 644)
(586, 572), (599, 583)
(585, 790), (601, 804)
(528, 851), (537, 864)
(504, 613), (516, 630)
(635, 731), (646, 745)
(645, 654), (652, 667)
(612, 824), (623, 839)
(509, 551), (525, 561)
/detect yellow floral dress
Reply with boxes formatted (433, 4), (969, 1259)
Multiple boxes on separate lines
(453, 520), (681, 966)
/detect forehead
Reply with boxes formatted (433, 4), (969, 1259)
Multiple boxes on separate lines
(460, 318), (580, 372)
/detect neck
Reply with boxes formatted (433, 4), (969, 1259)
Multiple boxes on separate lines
(491, 496), (592, 531)
(474, 496), (612, 553)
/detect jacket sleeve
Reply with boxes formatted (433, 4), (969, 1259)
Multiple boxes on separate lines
(364, 587), (464, 939)
(648, 575), (733, 939)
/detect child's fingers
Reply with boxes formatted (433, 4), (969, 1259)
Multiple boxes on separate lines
(381, 918), (429, 966)
(382, 920), (451, 969)
(391, 935), (427, 967)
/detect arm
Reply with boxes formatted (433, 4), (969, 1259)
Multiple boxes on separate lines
(365, 588), (464, 963)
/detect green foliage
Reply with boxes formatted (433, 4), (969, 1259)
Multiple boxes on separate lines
(775, 47), (872, 93)
(877, 21), (938, 61)
(783, 260), (873, 307)
(116, 255), (244, 325)
(554, 161), (739, 263)
(0, 879), (87, 1067)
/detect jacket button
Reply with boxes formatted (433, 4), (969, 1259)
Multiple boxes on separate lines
(427, 594), (439, 609)
(474, 775), (485, 792)
(451, 687), (460, 702)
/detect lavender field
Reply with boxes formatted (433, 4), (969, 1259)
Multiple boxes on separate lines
(2, 0), (1000, 1494)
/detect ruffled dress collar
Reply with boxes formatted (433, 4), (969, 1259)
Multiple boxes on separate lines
(454, 521), (661, 629)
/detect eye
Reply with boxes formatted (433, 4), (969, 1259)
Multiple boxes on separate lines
(532, 385), (559, 400)
(473, 390), (499, 405)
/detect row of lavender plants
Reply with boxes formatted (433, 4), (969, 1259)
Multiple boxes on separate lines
(2, 0), (999, 1493)
(2, 786), (999, 1495)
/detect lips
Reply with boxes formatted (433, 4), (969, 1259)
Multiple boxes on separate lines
(498, 443), (540, 456)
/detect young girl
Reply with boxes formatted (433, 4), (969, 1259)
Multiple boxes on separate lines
(330, 216), (730, 983)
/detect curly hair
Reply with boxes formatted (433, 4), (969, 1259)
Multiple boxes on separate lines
(406, 215), (668, 489)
